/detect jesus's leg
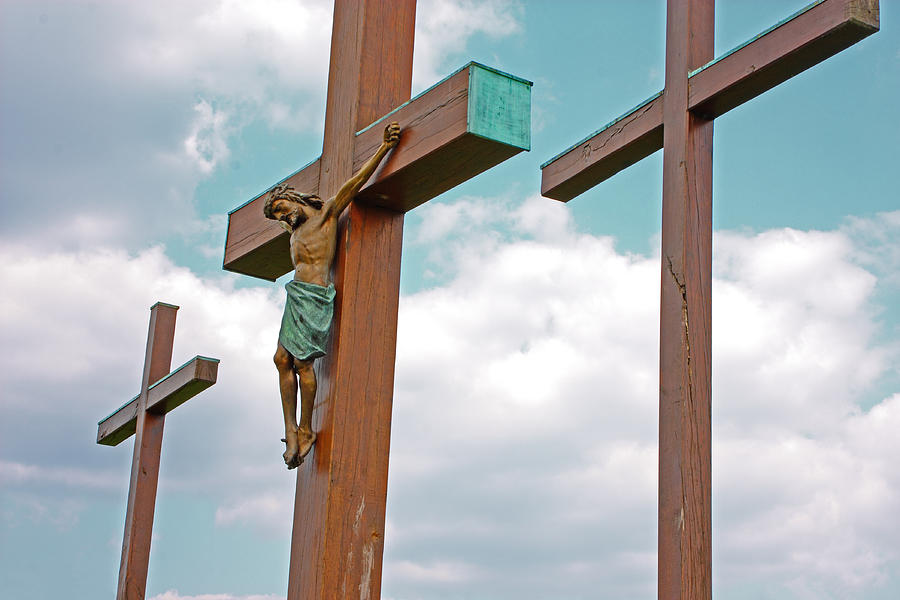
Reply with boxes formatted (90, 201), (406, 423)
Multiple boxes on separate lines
(294, 358), (318, 461)
(274, 344), (302, 469)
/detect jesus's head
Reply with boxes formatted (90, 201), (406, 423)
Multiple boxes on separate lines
(263, 184), (324, 229)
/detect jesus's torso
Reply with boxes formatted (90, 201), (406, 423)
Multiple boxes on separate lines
(289, 211), (338, 287)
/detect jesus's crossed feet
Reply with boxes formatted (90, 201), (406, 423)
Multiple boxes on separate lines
(282, 428), (317, 470)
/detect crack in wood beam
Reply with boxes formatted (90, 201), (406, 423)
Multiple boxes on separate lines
(665, 255), (692, 408)
(540, 94), (663, 201)
(580, 99), (658, 160)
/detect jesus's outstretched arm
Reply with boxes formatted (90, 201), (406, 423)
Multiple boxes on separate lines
(327, 122), (400, 218)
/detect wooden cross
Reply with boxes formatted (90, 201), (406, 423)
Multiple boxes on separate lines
(97, 302), (219, 600)
(221, 1), (530, 598)
(540, 1), (878, 598)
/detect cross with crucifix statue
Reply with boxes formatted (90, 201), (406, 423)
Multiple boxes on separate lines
(541, 0), (878, 598)
(221, 0), (531, 597)
(97, 302), (219, 600)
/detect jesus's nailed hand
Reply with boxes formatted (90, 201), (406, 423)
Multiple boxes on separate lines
(383, 121), (400, 148)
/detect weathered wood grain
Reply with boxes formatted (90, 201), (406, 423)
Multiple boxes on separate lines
(98, 302), (219, 600)
(221, 2), (530, 597)
(286, 2), (412, 599)
(540, 93), (662, 202)
(540, 1), (878, 598)
(223, 159), (320, 281)
(658, 2), (713, 598)
(688, 0), (879, 118)
(223, 62), (531, 280)
(540, 0), (879, 202)
(97, 356), (220, 446)
(116, 303), (176, 600)
(354, 64), (530, 212)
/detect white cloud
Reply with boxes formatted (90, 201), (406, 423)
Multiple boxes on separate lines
(413, 196), (502, 246)
(0, 490), (87, 533)
(511, 194), (573, 242)
(0, 0), (525, 254)
(116, 0), (523, 144)
(713, 227), (887, 435)
(844, 210), (900, 285)
(414, 0), (523, 88)
(388, 558), (484, 583)
(214, 492), (292, 533)
(0, 241), (295, 532)
(1, 200), (898, 599)
(150, 591), (283, 600)
(183, 100), (232, 174)
(0, 460), (120, 490)
(384, 199), (899, 598)
(121, 0), (333, 124)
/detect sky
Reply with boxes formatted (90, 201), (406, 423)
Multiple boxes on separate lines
(1, 1), (898, 599)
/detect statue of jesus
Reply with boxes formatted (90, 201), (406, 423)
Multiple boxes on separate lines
(264, 121), (401, 469)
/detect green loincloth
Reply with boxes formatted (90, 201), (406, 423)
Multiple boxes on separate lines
(278, 280), (336, 361)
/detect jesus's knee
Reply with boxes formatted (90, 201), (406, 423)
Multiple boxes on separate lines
(274, 346), (293, 372)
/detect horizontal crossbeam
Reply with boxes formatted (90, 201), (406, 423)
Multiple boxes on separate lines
(223, 159), (320, 282)
(540, 0), (878, 202)
(541, 92), (663, 204)
(97, 355), (220, 446)
(223, 62), (532, 281)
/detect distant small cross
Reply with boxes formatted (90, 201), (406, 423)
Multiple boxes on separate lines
(541, 1), (878, 598)
(97, 302), (219, 600)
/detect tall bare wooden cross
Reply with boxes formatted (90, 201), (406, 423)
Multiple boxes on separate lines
(221, 1), (531, 597)
(97, 302), (219, 599)
(541, 1), (878, 598)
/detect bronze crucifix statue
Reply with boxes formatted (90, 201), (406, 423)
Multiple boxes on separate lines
(265, 122), (401, 469)
(222, 1), (530, 595)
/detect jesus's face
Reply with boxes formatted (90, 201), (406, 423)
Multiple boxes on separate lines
(272, 198), (308, 229)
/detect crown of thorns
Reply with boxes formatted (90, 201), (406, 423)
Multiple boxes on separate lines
(263, 184), (323, 218)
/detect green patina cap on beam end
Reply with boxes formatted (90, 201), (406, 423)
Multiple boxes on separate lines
(222, 61), (532, 280)
(351, 60), (532, 213)
(467, 62), (532, 151)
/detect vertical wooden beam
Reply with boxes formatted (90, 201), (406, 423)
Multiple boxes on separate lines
(117, 302), (178, 600)
(658, 1), (713, 599)
(286, 1), (415, 599)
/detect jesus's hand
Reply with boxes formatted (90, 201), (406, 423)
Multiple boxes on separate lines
(384, 122), (401, 148)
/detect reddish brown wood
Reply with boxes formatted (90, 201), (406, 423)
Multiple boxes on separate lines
(540, 0), (879, 202)
(223, 159), (320, 281)
(98, 356), (220, 447)
(222, 1), (526, 597)
(224, 63), (529, 280)
(541, 93), (663, 202)
(689, 0), (879, 119)
(658, 1), (713, 598)
(540, 1), (877, 598)
(286, 1), (413, 599)
(116, 302), (176, 600)
(220, 1), (526, 594)
(99, 303), (219, 600)
(354, 68), (522, 212)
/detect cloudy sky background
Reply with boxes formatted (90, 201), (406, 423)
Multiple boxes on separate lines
(1, 1), (898, 599)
